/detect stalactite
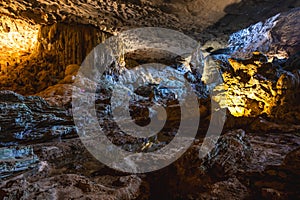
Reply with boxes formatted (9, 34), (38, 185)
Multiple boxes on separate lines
(0, 22), (111, 95)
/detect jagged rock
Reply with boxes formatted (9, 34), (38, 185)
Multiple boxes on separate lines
(146, 129), (300, 199)
(0, 0), (246, 35)
(249, 117), (300, 132)
(163, 129), (252, 199)
(0, 23), (110, 95)
(210, 51), (300, 120)
(284, 51), (300, 71)
(212, 52), (279, 117)
(282, 147), (300, 175)
(246, 147), (300, 199)
(1, 1), (300, 199)
(0, 15), (39, 67)
(197, 177), (249, 200)
(229, 8), (300, 59)
(1, 174), (144, 200)
(0, 90), (76, 145)
(36, 84), (74, 108)
(0, 146), (39, 179)
(0, 137), (149, 200)
(37, 23), (109, 70)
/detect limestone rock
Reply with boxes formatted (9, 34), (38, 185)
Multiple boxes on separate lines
(0, 146), (39, 179)
(0, 90), (76, 145)
(65, 64), (80, 77)
(198, 177), (249, 200)
(163, 130), (300, 199)
(212, 52), (279, 117)
(210, 50), (300, 120)
(166, 129), (252, 198)
(1, 174), (144, 200)
(229, 8), (300, 59)
(0, 138), (149, 200)
(0, 0), (246, 35)
(247, 147), (300, 199)
(0, 23), (109, 95)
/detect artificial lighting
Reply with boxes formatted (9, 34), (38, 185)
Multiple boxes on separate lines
(213, 54), (278, 117)
(0, 16), (39, 66)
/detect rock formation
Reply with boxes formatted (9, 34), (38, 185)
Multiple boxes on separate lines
(0, 0), (300, 199)
(229, 8), (300, 59)
(0, 90), (76, 146)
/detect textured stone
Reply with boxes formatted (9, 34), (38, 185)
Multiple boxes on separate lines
(246, 147), (300, 199)
(0, 90), (76, 145)
(161, 129), (252, 199)
(148, 130), (300, 199)
(0, 1), (300, 199)
(0, 146), (39, 179)
(0, 15), (39, 67)
(209, 50), (300, 120)
(0, 138), (149, 200)
(0, 23), (109, 95)
(1, 174), (144, 200)
(229, 8), (300, 59)
(0, 0), (243, 35)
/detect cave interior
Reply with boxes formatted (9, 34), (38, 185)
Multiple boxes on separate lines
(0, 0), (300, 199)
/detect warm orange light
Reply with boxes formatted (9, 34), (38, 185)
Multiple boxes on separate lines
(213, 56), (278, 117)
(0, 16), (39, 65)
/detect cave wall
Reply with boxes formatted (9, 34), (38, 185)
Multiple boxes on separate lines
(0, 15), (39, 67)
(0, 21), (110, 95)
(36, 22), (109, 71)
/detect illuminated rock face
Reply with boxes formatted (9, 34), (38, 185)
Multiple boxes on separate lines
(0, 15), (39, 67)
(0, 1), (299, 97)
(229, 8), (300, 59)
(213, 52), (300, 117)
(0, 22), (109, 95)
(36, 23), (109, 69)
(207, 8), (300, 118)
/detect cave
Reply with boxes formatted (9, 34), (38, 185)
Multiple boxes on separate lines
(0, 0), (300, 199)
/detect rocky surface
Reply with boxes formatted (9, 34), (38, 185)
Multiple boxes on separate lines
(0, 146), (39, 179)
(144, 130), (300, 199)
(1, 126), (299, 199)
(0, 90), (76, 146)
(211, 52), (300, 119)
(228, 7), (300, 59)
(1, 1), (300, 95)
(0, 0), (300, 200)
(0, 139), (149, 200)
(199, 8), (300, 120)
(1, 0), (299, 38)
(0, 15), (39, 67)
(0, 23), (110, 94)
(0, 0), (243, 35)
